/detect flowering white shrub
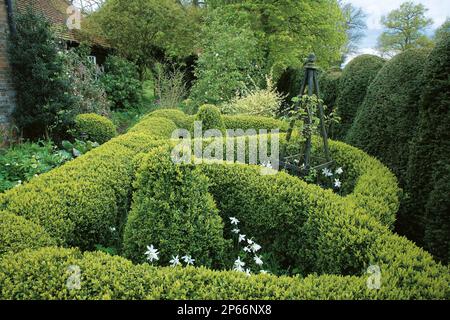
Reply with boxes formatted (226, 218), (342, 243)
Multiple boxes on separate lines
(221, 75), (285, 117)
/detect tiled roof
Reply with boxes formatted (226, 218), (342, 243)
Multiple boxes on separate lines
(12, 0), (108, 46)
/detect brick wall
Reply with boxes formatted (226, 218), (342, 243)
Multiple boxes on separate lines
(0, 1), (16, 136)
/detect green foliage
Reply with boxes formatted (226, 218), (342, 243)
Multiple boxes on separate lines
(74, 113), (117, 144)
(85, 0), (200, 72)
(0, 117), (173, 250)
(0, 141), (72, 193)
(0, 113), (448, 299)
(206, 1), (347, 78)
(123, 147), (228, 266)
(223, 115), (289, 132)
(434, 18), (450, 43)
(0, 211), (55, 256)
(335, 55), (385, 139)
(147, 109), (194, 129)
(101, 56), (142, 110)
(406, 36), (450, 263)
(319, 67), (342, 136)
(346, 49), (429, 188)
(189, 10), (263, 105)
(194, 105), (225, 131)
(8, 9), (75, 139)
(377, 2), (434, 56)
(221, 76), (284, 117)
(63, 48), (111, 117)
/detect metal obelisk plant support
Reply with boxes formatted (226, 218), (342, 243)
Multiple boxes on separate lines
(281, 54), (332, 176)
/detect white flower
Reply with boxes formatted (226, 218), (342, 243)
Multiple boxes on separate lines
(322, 168), (333, 177)
(169, 255), (181, 267)
(254, 255), (263, 266)
(182, 255), (195, 265)
(230, 217), (240, 225)
(144, 245), (159, 263)
(335, 167), (344, 175)
(261, 161), (273, 169)
(245, 268), (251, 276)
(247, 239), (254, 245)
(110, 227), (116, 232)
(233, 257), (245, 272)
(260, 270), (269, 274)
(251, 243), (262, 253)
(243, 246), (251, 253)
(238, 234), (246, 243)
(334, 179), (342, 189)
(232, 228), (240, 234)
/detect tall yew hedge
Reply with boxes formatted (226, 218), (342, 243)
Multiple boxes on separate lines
(406, 37), (450, 263)
(334, 55), (385, 139)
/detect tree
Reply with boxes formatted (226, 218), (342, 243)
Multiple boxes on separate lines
(377, 2), (433, 56)
(341, 2), (367, 57)
(83, 0), (201, 75)
(434, 18), (450, 43)
(8, 9), (75, 139)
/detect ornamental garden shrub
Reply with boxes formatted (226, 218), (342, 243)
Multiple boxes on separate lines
(334, 55), (385, 139)
(73, 113), (117, 144)
(346, 49), (430, 189)
(319, 67), (342, 138)
(8, 9), (76, 139)
(406, 36), (450, 263)
(146, 109), (194, 130)
(101, 56), (143, 110)
(194, 105), (225, 132)
(123, 147), (229, 267)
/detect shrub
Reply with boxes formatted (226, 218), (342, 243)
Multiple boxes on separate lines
(223, 116), (290, 132)
(0, 117), (173, 251)
(406, 36), (450, 263)
(0, 140), (72, 193)
(194, 105), (225, 131)
(345, 49), (429, 188)
(8, 9), (76, 139)
(123, 147), (228, 267)
(146, 109), (194, 130)
(334, 55), (385, 139)
(319, 67), (342, 137)
(189, 9), (264, 105)
(154, 63), (188, 109)
(73, 113), (117, 144)
(128, 117), (177, 137)
(101, 56), (142, 110)
(0, 211), (55, 256)
(221, 75), (284, 117)
(63, 48), (111, 118)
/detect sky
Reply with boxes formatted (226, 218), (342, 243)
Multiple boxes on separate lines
(344, 0), (450, 61)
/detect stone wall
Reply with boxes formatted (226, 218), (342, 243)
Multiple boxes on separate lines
(0, 1), (16, 137)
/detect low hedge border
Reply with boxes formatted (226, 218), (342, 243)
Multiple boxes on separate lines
(0, 111), (447, 300)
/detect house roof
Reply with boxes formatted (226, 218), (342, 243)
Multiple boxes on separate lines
(12, 0), (108, 47)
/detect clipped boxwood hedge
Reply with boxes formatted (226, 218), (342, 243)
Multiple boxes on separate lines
(0, 117), (175, 250)
(146, 109), (194, 130)
(0, 110), (448, 300)
(74, 113), (117, 144)
(223, 115), (289, 132)
(123, 146), (228, 267)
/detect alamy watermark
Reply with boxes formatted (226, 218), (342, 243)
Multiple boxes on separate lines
(171, 121), (280, 175)
(366, 264), (381, 290)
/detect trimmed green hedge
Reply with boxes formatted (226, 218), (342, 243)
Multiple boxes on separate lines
(0, 117), (174, 250)
(335, 55), (385, 139)
(123, 147), (228, 266)
(223, 115), (289, 132)
(146, 109), (194, 129)
(74, 113), (117, 144)
(0, 211), (55, 256)
(194, 105), (225, 132)
(346, 49), (430, 188)
(0, 110), (447, 300)
(406, 36), (450, 263)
